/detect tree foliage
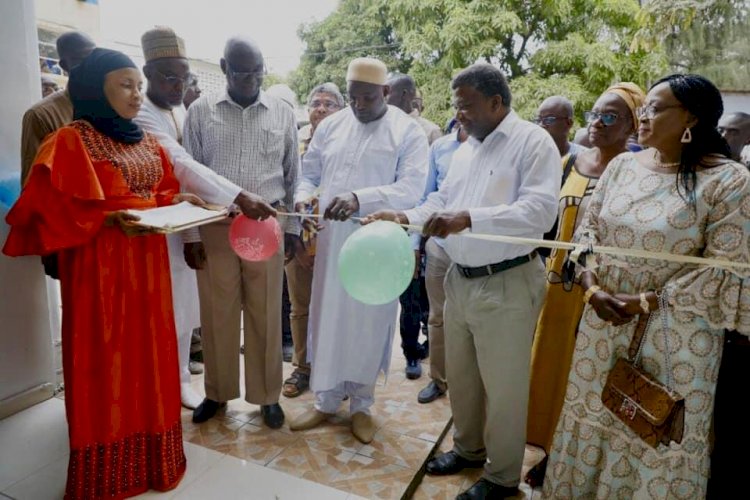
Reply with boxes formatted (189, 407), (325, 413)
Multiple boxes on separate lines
(636, 0), (750, 89)
(388, 0), (666, 125)
(288, 0), (409, 104)
(290, 0), (673, 127)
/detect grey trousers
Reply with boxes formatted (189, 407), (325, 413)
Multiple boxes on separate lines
(425, 239), (451, 390)
(444, 257), (545, 487)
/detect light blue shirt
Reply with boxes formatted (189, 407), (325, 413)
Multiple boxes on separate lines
(411, 130), (463, 249)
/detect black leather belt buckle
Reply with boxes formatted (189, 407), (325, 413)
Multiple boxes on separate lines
(456, 251), (537, 279)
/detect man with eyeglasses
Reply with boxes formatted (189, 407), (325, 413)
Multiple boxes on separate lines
(535, 96), (585, 158)
(282, 82), (345, 400)
(134, 27), (276, 412)
(183, 36), (300, 429)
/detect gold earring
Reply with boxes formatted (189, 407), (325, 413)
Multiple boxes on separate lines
(681, 127), (692, 144)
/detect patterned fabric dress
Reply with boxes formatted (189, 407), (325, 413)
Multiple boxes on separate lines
(542, 152), (750, 499)
(3, 121), (186, 499)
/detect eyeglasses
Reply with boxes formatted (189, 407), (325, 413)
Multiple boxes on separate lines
(533, 116), (567, 126)
(584, 111), (619, 126)
(227, 63), (266, 80)
(309, 99), (340, 110)
(635, 104), (683, 120)
(154, 69), (194, 86)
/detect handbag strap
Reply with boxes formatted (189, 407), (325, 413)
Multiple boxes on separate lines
(628, 289), (676, 391)
(628, 312), (651, 360)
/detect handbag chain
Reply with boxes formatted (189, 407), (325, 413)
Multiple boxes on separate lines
(633, 288), (675, 392)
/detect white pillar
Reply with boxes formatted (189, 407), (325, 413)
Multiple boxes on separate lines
(0, 0), (56, 419)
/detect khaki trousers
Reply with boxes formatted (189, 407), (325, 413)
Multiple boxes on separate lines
(444, 257), (545, 487)
(284, 257), (313, 375)
(197, 222), (283, 405)
(425, 239), (451, 390)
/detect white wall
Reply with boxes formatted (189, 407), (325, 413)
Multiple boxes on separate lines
(0, 0), (56, 419)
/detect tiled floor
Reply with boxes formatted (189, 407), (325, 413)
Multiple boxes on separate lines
(0, 342), (543, 499)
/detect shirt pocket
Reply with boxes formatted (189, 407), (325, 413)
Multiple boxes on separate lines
(262, 129), (285, 161)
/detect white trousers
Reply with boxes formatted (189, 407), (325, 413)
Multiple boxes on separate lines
(314, 382), (375, 415)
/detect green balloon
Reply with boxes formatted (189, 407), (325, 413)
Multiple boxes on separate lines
(338, 220), (415, 305)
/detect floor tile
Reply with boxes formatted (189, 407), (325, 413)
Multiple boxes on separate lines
(412, 473), (464, 500)
(299, 422), (365, 455)
(180, 413), (244, 448)
(358, 429), (434, 470)
(267, 439), (355, 487)
(173, 454), (350, 500)
(329, 453), (413, 499)
(135, 442), (224, 498)
(210, 423), (298, 465)
(0, 398), (68, 491)
(2, 456), (67, 500)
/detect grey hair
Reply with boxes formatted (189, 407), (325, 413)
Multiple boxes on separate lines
(307, 82), (345, 108)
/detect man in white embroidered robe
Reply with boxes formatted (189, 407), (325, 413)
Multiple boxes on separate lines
(289, 57), (428, 443)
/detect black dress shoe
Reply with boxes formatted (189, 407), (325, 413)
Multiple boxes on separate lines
(456, 478), (519, 499)
(261, 403), (285, 429)
(192, 398), (226, 423)
(418, 381), (446, 404)
(426, 451), (485, 476)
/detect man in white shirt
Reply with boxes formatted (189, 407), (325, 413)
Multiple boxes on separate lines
(366, 64), (560, 499)
(134, 28), (277, 411)
(288, 57), (428, 444)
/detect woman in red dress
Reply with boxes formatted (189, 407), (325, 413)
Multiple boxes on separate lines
(3, 48), (189, 499)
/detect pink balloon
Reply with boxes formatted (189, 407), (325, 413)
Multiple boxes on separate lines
(228, 215), (282, 261)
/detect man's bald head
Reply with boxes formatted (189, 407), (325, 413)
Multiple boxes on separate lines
(536, 95), (575, 155)
(221, 37), (265, 106)
(718, 112), (750, 162)
(56, 31), (95, 74)
(386, 73), (417, 114)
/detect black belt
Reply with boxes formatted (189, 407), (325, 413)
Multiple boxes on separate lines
(456, 251), (537, 279)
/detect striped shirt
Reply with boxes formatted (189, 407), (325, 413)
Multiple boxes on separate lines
(183, 90), (299, 234)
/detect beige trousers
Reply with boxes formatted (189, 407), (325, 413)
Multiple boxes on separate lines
(284, 257), (313, 375)
(444, 257), (545, 487)
(197, 222), (283, 405)
(425, 239), (451, 390)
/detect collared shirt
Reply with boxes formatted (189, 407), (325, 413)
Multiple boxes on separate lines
(183, 90), (299, 234)
(411, 129), (463, 249)
(21, 89), (73, 184)
(405, 110), (561, 267)
(135, 95), (244, 242)
(135, 96), (241, 206)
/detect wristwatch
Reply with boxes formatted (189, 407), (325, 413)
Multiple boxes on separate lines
(639, 292), (649, 314)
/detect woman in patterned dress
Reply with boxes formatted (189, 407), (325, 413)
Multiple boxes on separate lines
(526, 83), (645, 486)
(3, 49), (196, 499)
(542, 74), (750, 499)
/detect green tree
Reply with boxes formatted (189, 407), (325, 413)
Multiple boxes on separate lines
(387, 0), (666, 126)
(636, 0), (750, 89)
(288, 0), (410, 104)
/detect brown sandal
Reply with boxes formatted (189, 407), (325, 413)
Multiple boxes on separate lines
(283, 371), (310, 398)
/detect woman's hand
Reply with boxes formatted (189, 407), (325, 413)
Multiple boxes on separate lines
(613, 293), (647, 316)
(173, 193), (206, 206)
(105, 210), (154, 237)
(589, 291), (636, 326)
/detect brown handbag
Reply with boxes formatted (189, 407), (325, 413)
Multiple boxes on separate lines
(601, 291), (685, 448)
